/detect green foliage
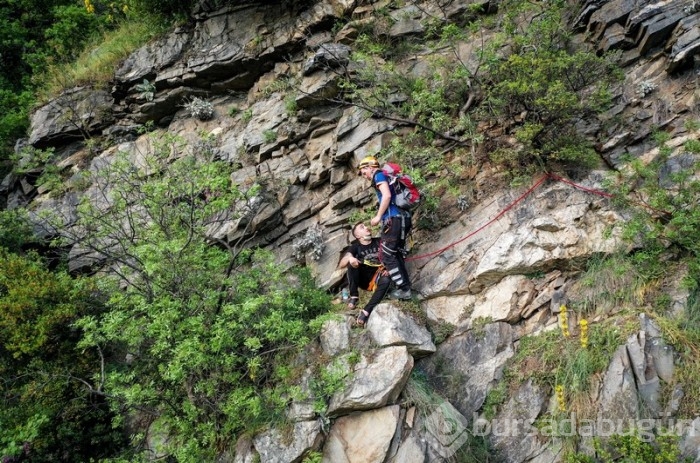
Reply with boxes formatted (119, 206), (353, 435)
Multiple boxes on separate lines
(0, 249), (87, 357)
(430, 320), (456, 345)
(284, 94), (298, 113)
(505, 322), (622, 397)
(36, 15), (170, 103)
(42, 4), (103, 61)
(0, 89), (32, 161)
(55, 132), (333, 459)
(611, 136), (700, 285)
(302, 451), (323, 463)
(482, 0), (620, 170)
(126, 0), (198, 17)
(263, 129), (278, 143)
(348, 207), (375, 226)
(684, 138), (700, 153)
(0, 250), (126, 461)
(0, 0), (167, 156)
(333, 0), (617, 192)
(574, 253), (660, 314)
(10, 145), (56, 174)
(134, 78), (156, 102)
(310, 354), (353, 414)
(0, 209), (34, 253)
(482, 381), (507, 420)
(566, 432), (684, 463)
(684, 118), (700, 131)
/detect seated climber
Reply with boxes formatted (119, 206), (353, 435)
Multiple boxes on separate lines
(337, 222), (392, 327)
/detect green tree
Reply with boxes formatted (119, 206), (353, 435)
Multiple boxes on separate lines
(0, 208), (34, 253)
(481, 0), (621, 171)
(0, 0), (103, 159)
(0, 249), (127, 462)
(36, 132), (333, 459)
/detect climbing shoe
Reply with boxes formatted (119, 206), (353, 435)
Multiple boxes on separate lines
(389, 288), (412, 300)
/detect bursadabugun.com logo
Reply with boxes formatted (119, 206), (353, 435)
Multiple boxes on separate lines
(472, 413), (699, 442)
(424, 406), (700, 458)
(424, 402), (470, 459)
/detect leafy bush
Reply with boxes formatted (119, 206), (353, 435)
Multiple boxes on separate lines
(611, 144), (700, 284)
(481, 0), (621, 171)
(0, 209), (34, 253)
(263, 129), (277, 143)
(134, 78), (156, 101)
(0, 250), (126, 462)
(183, 96), (215, 120)
(42, 4), (103, 61)
(0, 89), (32, 161)
(40, 132), (334, 459)
(566, 432), (683, 462)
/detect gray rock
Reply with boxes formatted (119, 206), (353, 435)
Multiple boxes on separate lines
(597, 340), (639, 424)
(328, 346), (413, 416)
(115, 31), (190, 86)
(322, 406), (400, 463)
(491, 380), (548, 463)
(389, 18), (424, 38)
(419, 399), (470, 461)
(232, 435), (258, 463)
(627, 331), (662, 417)
(634, 2), (688, 55)
(296, 73), (341, 109)
(680, 418), (700, 462)
(388, 434), (425, 463)
(320, 317), (351, 356)
(253, 420), (322, 463)
(367, 304), (437, 357)
(667, 12), (700, 72)
(417, 322), (514, 418)
(29, 88), (114, 148)
(303, 43), (352, 75)
(588, 0), (637, 40)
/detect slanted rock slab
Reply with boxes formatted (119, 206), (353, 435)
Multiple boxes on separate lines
(367, 303), (436, 357)
(322, 405), (400, 463)
(328, 346), (413, 416)
(252, 420), (322, 463)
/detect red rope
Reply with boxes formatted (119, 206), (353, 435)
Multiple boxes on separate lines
(405, 172), (671, 263)
(547, 173), (613, 198)
(549, 173), (670, 216)
(406, 174), (550, 262)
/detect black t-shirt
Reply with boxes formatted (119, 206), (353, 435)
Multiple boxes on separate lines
(348, 238), (381, 267)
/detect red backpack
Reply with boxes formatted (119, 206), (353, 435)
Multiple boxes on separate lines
(382, 162), (421, 211)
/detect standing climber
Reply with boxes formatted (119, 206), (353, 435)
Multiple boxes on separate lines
(357, 156), (412, 300)
(338, 222), (391, 327)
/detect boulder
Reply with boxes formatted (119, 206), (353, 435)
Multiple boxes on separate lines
(328, 346), (413, 416)
(322, 406), (400, 463)
(253, 420), (323, 463)
(29, 88), (113, 148)
(366, 303), (437, 357)
(417, 322), (514, 418)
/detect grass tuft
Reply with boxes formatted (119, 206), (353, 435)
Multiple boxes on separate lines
(36, 17), (170, 104)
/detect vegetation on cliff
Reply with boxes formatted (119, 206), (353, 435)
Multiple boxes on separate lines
(2, 0), (700, 461)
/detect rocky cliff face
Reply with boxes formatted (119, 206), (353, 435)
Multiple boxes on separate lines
(3, 0), (700, 461)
